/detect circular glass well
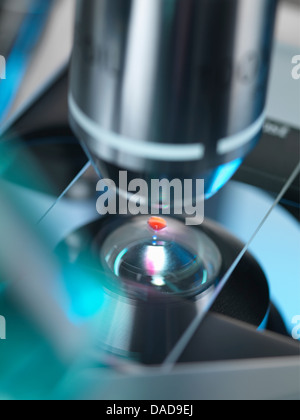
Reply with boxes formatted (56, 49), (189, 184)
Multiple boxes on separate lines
(101, 217), (222, 299)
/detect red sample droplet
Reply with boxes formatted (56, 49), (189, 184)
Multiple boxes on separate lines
(148, 217), (167, 232)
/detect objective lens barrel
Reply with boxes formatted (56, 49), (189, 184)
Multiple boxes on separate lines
(70, 0), (278, 197)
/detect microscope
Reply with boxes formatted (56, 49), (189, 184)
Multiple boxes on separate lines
(57, 0), (289, 365)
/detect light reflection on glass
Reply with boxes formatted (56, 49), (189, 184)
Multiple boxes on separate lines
(145, 245), (166, 276)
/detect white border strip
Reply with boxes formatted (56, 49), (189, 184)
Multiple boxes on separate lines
(217, 110), (266, 155)
(69, 95), (205, 162)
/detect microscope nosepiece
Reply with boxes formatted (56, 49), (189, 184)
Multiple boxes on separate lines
(70, 0), (278, 198)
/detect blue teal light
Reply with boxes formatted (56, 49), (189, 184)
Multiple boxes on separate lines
(0, 282), (7, 294)
(257, 307), (270, 331)
(201, 270), (208, 286)
(206, 158), (243, 199)
(0, 0), (53, 124)
(62, 266), (106, 324)
(152, 235), (158, 246)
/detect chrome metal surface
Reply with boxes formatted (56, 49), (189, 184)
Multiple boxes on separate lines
(70, 0), (278, 197)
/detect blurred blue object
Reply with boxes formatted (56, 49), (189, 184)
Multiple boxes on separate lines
(0, 0), (54, 125)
